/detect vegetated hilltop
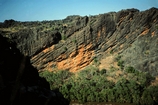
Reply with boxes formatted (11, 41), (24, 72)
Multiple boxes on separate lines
(0, 7), (158, 77)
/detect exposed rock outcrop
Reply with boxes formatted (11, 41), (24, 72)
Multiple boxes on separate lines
(0, 7), (158, 76)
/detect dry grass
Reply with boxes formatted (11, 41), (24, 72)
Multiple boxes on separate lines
(98, 55), (125, 83)
(151, 76), (158, 86)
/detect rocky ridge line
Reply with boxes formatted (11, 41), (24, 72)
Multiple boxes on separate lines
(0, 7), (158, 76)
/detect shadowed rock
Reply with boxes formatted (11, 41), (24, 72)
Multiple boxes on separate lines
(0, 35), (69, 105)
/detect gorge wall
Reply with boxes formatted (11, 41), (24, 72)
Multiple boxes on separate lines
(0, 7), (158, 76)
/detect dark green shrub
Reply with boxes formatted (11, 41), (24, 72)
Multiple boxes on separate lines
(107, 89), (115, 102)
(117, 60), (124, 69)
(62, 35), (67, 40)
(64, 47), (68, 51)
(125, 66), (135, 73)
(73, 39), (77, 44)
(141, 89), (154, 105)
(93, 57), (100, 66)
(137, 72), (155, 87)
(115, 55), (124, 69)
(155, 25), (158, 29)
(115, 55), (122, 61)
(147, 85), (158, 103)
(110, 50), (113, 54)
(100, 69), (107, 74)
(77, 66), (99, 79)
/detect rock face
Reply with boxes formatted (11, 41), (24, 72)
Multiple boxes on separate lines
(0, 7), (158, 76)
(0, 35), (69, 105)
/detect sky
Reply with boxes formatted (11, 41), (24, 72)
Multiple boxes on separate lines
(0, 0), (158, 22)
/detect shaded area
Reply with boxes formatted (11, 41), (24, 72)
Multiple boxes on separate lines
(0, 34), (69, 105)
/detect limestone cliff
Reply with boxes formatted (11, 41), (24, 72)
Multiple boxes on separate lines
(0, 7), (158, 76)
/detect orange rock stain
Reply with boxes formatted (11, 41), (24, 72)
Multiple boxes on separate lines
(118, 16), (126, 27)
(151, 77), (158, 86)
(97, 30), (101, 38)
(140, 28), (149, 36)
(43, 45), (54, 53)
(125, 35), (128, 39)
(151, 31), (155, 37)
(56, 44), (94, 72)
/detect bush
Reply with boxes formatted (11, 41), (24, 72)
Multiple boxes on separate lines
(148, 85), (158, 103)
(125, 66), (135, 73)
(137, 72), (155, 87)
(117, 60), (124, 69)
(115, 55), (122, 61)
(62, 35), (67, 40)
(141, 88), (154, 105)
(93, 57), (100, 66)
(100, 69), (107, 75)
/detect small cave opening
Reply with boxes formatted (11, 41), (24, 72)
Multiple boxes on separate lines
(53, 31), (62, 44)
